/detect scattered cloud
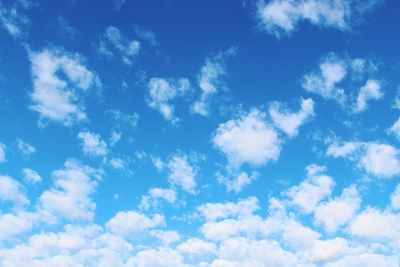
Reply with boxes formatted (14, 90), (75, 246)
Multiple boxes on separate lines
(99, 26), (141, 65)
(77, 131), (108, 157)
(147, 77), (190, 122)
(269, 97), (315, 137)
(0, 0), (31, 38)
(16, 138), (35, 155)
(166, 154), (198, 194)
(256, 0), (381, 37)
(0, 175), (29, 205)
(0, 143), (6, 163)
(22, 168), (42, 184)
(139, 188), (177, 210)
(29, 48), (100, 126)
(212, 108), (281, 168)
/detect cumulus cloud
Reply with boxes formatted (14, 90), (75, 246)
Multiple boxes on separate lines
(0, 212), (33, 241)
(77, 131), (108, 157)
(287, 164), (335, 213)
(139, 188), (177, 210)
(191, 48), (236, 116)
(16, 138), (35, 155)
(354, 79), (383, 112)
(38, 160), (101, 221)
(302, 53), (383, 111)
(177, 238), (216, 256)
(99, 26), (140, 65)
(212, 109), (281, 168)
(216, 171), (258, 193)
(269, 98), (315, 137)
(166, 154), (198, 194)
(257, 0), (381, 37)
(327, 141), (400, 178)
(22, 168), (42, 184)
(106, 211), (165, 237)
(0, 175), (29, 205)
(314, 185), (361, 232)
(147, 77), (190, 122)
(349, 208), (400, 241)
(29, 48), (100, 126)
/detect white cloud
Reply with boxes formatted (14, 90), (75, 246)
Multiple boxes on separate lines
(302, 53), (383, 110)
(269, 98), (315, 137)
(77, 131), (108, 157)
(389, 117), (400, 140)
(177, 238), (216, 256)
(212, 109), (281, 168)
(0, 212), (33, 241)
(0, 175), (29, 205)
(139, 188), (177, 210)
(0, 0), (30, 38)
(22, 168), (42, 184)
(106, 211), (165, 237)
(166, 154), (197, 194)
(391, 184), (400, 210)
(39, 160), (101, 221)
(16, 138), (35, 155)
(287, 164), (335, 213)
(308, 238), (348, 262)
(149, 230), (181, 245)
(257, 0), (380, 37)
(302, 54), (348, 103)
(99, 26), (140, 65)
(354, 79), (383, 112)
(349, 208), (400, 241)
(29, 48), (99, 126)
(314, 185), (361, 232)
(147, 77), (190, 122)
(0, 143), (6, 163)
(129, 247), (186, 267)
(360, 143), (400, 178)
(326, 141), (361, 158)
(327, 141), (400, 178)
(216, 171), (258, 193)
(192, 48), (235, 116)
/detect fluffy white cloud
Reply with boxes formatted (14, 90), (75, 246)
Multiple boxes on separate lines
(139, 188), (177, 210)
(192, 48), (235, 116)
(147, 77), (190, 122)
(77, 131), (108, 157)
(314, 185), (361, 232)
(177, 238), (216, 256)
(129, 247), (186, 267)
(29, 48), (99, 126)
(0, 212), (33, 241)
(257, 0), (380, 37)
(287, 164), (335, 213)
(16, 138), (36, 155)
(269, 98), (315, 137)
(216, 171), (258, 193)
(39, 160), (101, 221)
(212, 109), (280, 168)
(308, 238), (348, 262)
(106, 211), (165, 237)
(99, 26), (140, 65)
(22, 168), (42, 184)
(166, 154), (197, 194)
(302, 53), (382, 110)
(360, 143), (400, 178)
(349, 208), (400, 241)
(327, 141), (400, 178)
(354, 79), (383, 112)
(0, 143), (5, 163)
(0, 175), (29, 205)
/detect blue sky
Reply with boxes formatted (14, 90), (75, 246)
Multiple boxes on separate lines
(1, 0), (400, 266)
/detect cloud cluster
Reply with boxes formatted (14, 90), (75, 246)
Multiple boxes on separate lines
(257, 0), (381, 37)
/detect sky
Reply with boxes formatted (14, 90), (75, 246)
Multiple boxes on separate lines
(0, 0), (400, 266)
